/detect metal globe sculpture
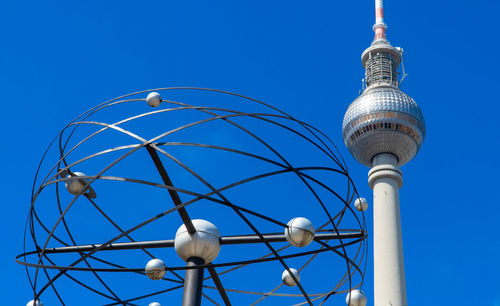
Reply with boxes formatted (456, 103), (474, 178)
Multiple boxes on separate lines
(18, 87), (367, 305)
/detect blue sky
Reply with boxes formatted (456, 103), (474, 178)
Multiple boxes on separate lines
(2, 0), (500, 305)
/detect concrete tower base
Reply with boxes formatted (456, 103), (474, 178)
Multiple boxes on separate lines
(368, 153), (407, 306)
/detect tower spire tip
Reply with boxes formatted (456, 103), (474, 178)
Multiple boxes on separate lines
(373, 0), (387, 41)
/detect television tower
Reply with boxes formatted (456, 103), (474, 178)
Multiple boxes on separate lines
(342, 0), (425, 305)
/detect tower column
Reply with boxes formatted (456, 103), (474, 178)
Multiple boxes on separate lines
(368, 153), (407, 306)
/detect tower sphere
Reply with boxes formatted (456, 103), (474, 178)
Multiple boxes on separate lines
(174, 219), (221, 263)
(281, 268), (300, 287)
(284, 217), (315, 247)
(145, 258), (166, 280)
(26, 300), (43, 306)
(345, 289), (367, 306)
(343, 85), (425, 167)
(148, 303), (161, 306)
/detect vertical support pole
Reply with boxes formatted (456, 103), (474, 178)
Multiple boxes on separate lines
(368, 153), (407, 306)
(182, 257), (205, 306)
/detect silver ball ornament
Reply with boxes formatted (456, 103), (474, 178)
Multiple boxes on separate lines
(149, 303), (161, 306)
(145, 258), (166, 280)
(146, 92), (162, 107)
(281, 268), (300, 287)
(284, 217), (315, 247)
(174, 219), (221, 263)
(65, 171), (88, 195)
(26, 300), (43, 306)
(345, 289), (367, 306)
(354, 197), (368, 212)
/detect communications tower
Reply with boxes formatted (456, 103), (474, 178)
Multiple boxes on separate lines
(342, 0), (425, 305)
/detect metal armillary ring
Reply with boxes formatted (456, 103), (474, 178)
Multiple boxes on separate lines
(18, 87), (368, 305)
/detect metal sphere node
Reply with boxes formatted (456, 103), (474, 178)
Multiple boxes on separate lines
(354, 197), (368, 212)
(146, 91), (162, 107)
(149, 302), (161, 306)
(345, 289), (367, 306)
(63, 171), (96, 198)
(282, 268), (300, 287)
(26, 300), (43, 306)
(19, 87), (367, 305)
(342, 86), (425, 167)
(145, 258), (167, 280)
(174, 219), (221, 263)
(64, 171), (88, 195)
(284, 217), (315, 247)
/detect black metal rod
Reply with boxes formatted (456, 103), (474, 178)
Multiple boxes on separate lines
(182, 257), (205, 306)
(207, 266), (231, 306)
(39, 232), (365, 254)
(146, 145), (196, 234)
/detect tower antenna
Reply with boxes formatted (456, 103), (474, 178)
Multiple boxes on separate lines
(374, 0), (387, 41)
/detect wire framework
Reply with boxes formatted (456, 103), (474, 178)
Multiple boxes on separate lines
(18, 87), (368, 305)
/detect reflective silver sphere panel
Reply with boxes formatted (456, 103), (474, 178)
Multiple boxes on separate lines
(18, 88), (367, 305)
(342, 86), (425, 166)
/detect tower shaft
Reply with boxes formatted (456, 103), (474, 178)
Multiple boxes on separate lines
(368, 154), (407, 306)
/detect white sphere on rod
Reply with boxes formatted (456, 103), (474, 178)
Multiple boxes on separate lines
(149, 303), (161, 306)
(345, 289), (367, 306)
(281, 268), (300, 287)
(354, 197), (368, 212)
(174, 219), (221, 263)
(26, 300), (43, 306)
(65, 171), (89, 195)
(145, 258), (166, 280)
(284, 217), (315, 247)
(146, 92), (162, 107)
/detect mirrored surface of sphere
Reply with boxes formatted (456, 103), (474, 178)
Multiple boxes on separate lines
(284, 217), (315, 247)
(345, 289), (367, 306)
(282, 268), (300, 287)
(145, 258), (167, 280)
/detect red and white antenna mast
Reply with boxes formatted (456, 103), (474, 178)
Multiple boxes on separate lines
(373, 0), (388, 41)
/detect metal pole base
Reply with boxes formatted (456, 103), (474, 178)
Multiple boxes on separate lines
(182, 257), (205, 306)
